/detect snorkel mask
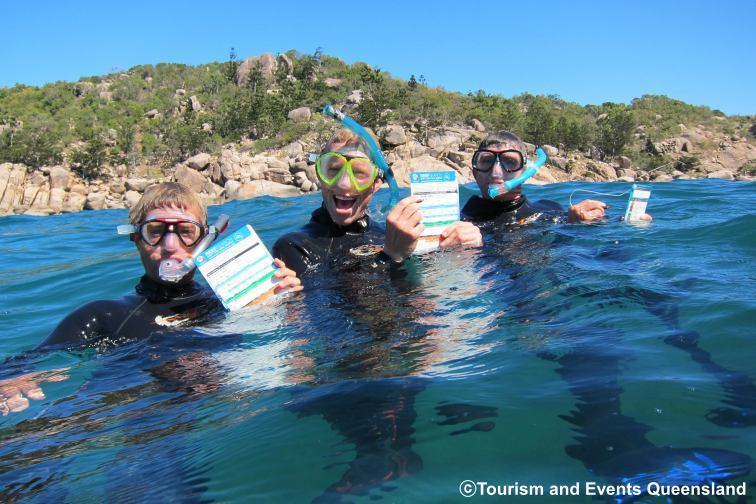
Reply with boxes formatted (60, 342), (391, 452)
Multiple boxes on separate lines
(486, 147), (548, 199)
(321, 104), (400, 210)
(118, 214), (230, 283)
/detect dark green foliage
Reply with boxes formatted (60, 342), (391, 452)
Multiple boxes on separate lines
(69, 136), (108, 180)
(0, 51), (744, 178)
(595, 105), (635, 157)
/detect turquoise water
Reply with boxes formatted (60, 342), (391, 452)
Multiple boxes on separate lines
(1, 179), (755, 503)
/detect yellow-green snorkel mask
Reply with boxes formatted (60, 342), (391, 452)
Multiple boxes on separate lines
(316, 150), (380, 192)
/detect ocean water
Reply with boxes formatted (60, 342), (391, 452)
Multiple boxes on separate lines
(1, 179), (754, 503)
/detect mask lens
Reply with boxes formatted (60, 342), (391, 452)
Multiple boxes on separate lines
(176, 222), (203, 246)
(499, 153), (523, 173)
(141, 221), (167, 245)
(317, 153), (346, 184)
(350, 158), (377, 185)
(474, 151), (496, 171)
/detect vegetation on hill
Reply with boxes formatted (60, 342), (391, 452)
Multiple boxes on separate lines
(1, 50), (752, 180)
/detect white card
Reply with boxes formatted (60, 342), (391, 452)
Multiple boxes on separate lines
(195, 225), (279, 311)
(410, 171), (460, 254)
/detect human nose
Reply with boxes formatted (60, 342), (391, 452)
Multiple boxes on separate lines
(335, 169), (352, 190)
(161, 229), (181, 251)
(490, 158), (505, 179)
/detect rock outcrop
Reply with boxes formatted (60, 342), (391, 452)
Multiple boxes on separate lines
(2, 117), (754, 217)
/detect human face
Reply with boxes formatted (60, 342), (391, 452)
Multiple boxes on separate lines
(135, 205), (204, 284)
(473, 143), (526, 201)
(320, 144), (381, 226)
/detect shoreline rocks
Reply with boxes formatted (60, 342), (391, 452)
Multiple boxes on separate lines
(1, 124), (754, 217)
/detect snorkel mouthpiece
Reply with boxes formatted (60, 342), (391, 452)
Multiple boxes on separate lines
(158, 214), (230, 283)
(488, 147), (548, 199)
(322, 104), (400, 210)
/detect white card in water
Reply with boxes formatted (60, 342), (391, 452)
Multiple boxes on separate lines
(195, 225), (279, 311)
(410, 171), (460, 254)
(624, 184), (652, 223)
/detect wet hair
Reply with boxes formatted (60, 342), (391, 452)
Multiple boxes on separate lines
(128, 182), (207, 226)
(477, 130), (526, 156)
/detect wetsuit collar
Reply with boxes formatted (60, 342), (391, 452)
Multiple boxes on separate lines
(312, 205), (370, 236)
(135, 275), (204, 304)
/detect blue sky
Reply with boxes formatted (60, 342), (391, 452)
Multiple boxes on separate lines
(3, 0), (755, 115)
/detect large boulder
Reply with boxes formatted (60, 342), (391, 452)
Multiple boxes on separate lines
(617, 156), (632, 169)
(281, 141), (304, 159)
(49, 166), (71, 190)
(542, 145), (559, 157)
(125, 178), (152, 192)
(470, 119), (485, 132)
(63, 192), (87, 213)
(85, 192), (107, 210)
(324, 78), (342, 88)
(48, 188), (66, 213)
(586, 162), (618, 181)
(236, 53), (277, 85)
(124, 190), (142, 208)
(0, 164), (27, 213)
(345, 89), (363, 106)
(21, 171), (47, 206)
(287, 107), (311, 123)
(110, 180), (126, 194)
(381, 125), (407, 146)
(70, 183), (88, 195)
(264, 165), (293, 185)
(186, 153), (212, 170)
(427, 131), (464, 150)
(189, 95), (202, 112)
(226, 180), (300, 200)
(548, 156), (568, 170)
(707, 169), (735, 180)
(174, 165), (208, 193)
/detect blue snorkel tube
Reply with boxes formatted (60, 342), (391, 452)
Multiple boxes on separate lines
(488, 147), (548, 199)
(322, 104), (400, 210)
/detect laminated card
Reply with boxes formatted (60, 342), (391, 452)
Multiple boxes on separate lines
(195, 225), (279, 311)
(409, 171), (460, 254)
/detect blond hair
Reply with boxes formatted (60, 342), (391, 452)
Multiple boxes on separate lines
(323, 127), (379, 154)
(128, 182), (207, 225)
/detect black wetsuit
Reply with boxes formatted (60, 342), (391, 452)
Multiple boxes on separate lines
(461, 194), (564, 225)
(39, 276), (223, 351)
(273, 205), (396, 277)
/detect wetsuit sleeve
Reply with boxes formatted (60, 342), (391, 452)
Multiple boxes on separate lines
(37, 300), (116, 350)
(272, 233), (314, 277)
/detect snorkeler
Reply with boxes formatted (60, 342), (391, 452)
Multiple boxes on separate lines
(462, 131), (652, 225)
(273, 120), (482, 276)
(0, 182), (301, 415)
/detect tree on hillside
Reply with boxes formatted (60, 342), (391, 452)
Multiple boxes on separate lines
(595, 106), (635, 157)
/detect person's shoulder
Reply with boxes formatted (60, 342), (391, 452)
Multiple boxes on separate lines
(38, 298), (135, 350)
(461, 195), (487, 221)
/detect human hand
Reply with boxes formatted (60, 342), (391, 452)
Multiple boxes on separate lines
(0, 368), (69, 416)
(568, 199), (608, 223)
(273, 258), (303, 295)
(383, 196), (424, 262)
(439, 221), (483, 248)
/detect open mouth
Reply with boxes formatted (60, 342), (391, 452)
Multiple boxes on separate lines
(332, 194), (357, 214)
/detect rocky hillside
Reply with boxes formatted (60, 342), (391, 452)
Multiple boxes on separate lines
(1, 51), (754, 216)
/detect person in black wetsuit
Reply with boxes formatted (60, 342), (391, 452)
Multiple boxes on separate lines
(461, 130), (652, 226)
(274, 128), (483, 276)
(0, 182), (301, 416)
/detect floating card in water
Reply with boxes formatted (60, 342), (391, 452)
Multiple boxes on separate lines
(624, 184), (652, 223)
(195, 225), (279, 311)
(410, 171), (460, 254)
